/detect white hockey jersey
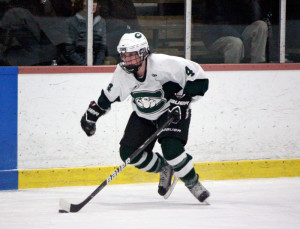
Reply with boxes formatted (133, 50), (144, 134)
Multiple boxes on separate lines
(101, 53), (208, 121)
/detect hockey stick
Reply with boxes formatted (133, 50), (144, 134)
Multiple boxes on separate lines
(59, 110), (177, 213)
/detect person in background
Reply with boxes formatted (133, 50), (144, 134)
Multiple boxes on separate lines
(80, 32), (210, 203)
(0, 1), (59, 66)
(4, 0), (72, 17)
(98, 0), (139, 61)
(64, 0), (106, 65)
(202, 0), (268, 63)
(0, 0), (9, 65)
(0, 0), (74, 66)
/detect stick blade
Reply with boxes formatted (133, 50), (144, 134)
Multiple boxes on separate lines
(59, 198), (71, 212)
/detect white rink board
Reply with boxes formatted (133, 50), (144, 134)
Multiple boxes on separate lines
(18, 70), (300, 169)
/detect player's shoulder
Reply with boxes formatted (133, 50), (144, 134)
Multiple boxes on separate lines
(148, 53), (201, 70)
(113, 65), (131, 79)
(149, 53), (186, 64)
(113, 65), (124, 75)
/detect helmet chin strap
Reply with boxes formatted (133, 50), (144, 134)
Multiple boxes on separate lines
(125, 64), (142, 74)
(119, 61), (142, 74)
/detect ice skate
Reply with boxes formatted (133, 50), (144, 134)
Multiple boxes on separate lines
(158, 164), (174, 196)
(188, 180), (210, 203)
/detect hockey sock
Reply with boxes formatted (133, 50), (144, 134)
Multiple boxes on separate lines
(119, 145), (165, 173)
(161, 137), (196, 181)
(181, 172), (198, 189)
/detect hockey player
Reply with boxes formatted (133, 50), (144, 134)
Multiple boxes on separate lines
(80, 32), (210, 202)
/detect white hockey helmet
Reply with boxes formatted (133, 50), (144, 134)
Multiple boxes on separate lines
(117, 32), (151, 74)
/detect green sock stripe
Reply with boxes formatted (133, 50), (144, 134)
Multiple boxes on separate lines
(135, 152), (153, 169)
(172, 154), (191, 170)
(180, 170), (197, 186)
(148, 153), (165, 173)
(147, 160), (161, 173)
(131, 152), (143, 164)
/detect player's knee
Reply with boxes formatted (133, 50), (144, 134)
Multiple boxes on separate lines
(160, 137), (184, 161)
(119, 145), (144, 164)
(119, 145), (134, 162)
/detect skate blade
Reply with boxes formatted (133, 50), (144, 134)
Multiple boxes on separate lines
(164, 176), (179, 199)
(203, 199), (210, 205)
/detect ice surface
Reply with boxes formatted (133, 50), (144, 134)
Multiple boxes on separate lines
(1, 178), (299, 229)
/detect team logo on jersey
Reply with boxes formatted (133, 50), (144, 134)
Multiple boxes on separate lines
(135, 33), (142, 38)
(131, 90), (166, 114)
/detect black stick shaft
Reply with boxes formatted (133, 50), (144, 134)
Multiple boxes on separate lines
(69, 116), (174, 212)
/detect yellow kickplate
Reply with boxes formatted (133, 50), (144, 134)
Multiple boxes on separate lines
(194, 159), (300, 180)
(19, 159), (300, 189)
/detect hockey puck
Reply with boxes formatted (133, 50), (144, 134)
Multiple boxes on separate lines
(58, 209), (69, 213)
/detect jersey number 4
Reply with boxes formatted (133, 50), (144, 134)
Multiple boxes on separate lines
(185, 66), (195, 77)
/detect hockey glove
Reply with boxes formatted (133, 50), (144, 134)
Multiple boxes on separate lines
(81, 101), (106, 136)
(168, 94), (192, 124)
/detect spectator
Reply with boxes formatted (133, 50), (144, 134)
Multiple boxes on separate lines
(98, 0), (139, 60)
(0, 6), (58, 66)
(0, 0), (9, 19)
(64, 0), (106, 65)
(0, 0), (9, 65)
(201, 0), (268, 63)
(0, 0), (73, 66)
(7, 0), (59, 17)
(34, 0), (74, 63)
